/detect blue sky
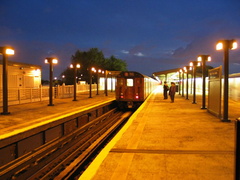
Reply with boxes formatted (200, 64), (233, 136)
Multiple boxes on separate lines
(0, 0), (240, 79)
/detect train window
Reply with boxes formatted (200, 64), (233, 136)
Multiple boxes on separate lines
(127, 79), (134, 87)
(118, 79), (124, 85)
(129, 72), (134, 76)
(124, 72), (129, 76)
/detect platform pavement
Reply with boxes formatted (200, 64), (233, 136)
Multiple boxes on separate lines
(0, 90), (115, 138)
(80, 86), (238, 180)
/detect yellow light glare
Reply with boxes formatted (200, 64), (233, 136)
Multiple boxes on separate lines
(52, 59), (58, 64)
(189, 62), (193, 66)
(76, 64), (80, 68)
(231, 42), (237, 50)
(183, 67), (187, 72)
(45, 58), (58, 64)
(6, 48), (14, 55)
(70, 64), (73, 68)
(208, 56), (211, 61)
(197, 56), (202, 62)
(216, 42), (223, 50)
(32, 69), (41, 76)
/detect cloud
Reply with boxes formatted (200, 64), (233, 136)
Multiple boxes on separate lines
(134, 52), (144, 57)
(121, 49), (145, 57)
(121, 50), (129, 54)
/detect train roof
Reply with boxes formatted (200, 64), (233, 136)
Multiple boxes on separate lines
(117, 71), (149, 78)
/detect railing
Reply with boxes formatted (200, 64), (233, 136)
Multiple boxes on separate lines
(0, 84), (100, 106)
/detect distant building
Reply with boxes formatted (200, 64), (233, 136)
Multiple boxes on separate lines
(0, 60), (41, 88)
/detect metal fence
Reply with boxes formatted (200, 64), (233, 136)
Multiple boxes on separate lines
(0, 84), (99, 106)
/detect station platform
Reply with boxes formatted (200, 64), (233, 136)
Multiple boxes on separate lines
(80, 86), (237, 180)
(0, 91), (115, 139)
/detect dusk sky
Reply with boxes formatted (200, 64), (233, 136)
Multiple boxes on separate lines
(1, 0), (240, 79)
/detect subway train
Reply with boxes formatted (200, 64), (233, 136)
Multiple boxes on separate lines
(115, 71), (158, 109)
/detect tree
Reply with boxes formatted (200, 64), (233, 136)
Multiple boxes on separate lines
(104, 55), (127, 71)
(61, 48), (127, 84)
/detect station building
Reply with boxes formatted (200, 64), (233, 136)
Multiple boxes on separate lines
(0, 60), (41, 89)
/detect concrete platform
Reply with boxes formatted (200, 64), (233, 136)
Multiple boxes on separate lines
(0, 91), (115, 139)
(80, 87), (237, 180)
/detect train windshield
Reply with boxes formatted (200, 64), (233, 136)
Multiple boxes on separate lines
(127, 79), (134, 87)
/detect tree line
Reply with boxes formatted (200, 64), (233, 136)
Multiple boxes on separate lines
(60, 48), (127, 85)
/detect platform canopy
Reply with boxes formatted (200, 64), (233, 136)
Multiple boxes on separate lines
(152, 68), (181, 83)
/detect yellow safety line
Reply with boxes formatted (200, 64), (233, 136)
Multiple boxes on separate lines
(79, 87), (158, 180)
(0, 99), (114, 140)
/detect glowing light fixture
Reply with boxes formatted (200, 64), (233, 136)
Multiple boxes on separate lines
(216, 39), (237, 122)
(0, 46), (15, 115)
(70, 63), (81, 101)
(5, 48), (14, 55)
(198, 55), (211, 62)
(0, 47), (14, 55)
(44, 57), (58, 106)
(216, 39), (237, 50)
(197, 55), (211, 109)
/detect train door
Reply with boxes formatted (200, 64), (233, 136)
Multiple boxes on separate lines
(124, 78), (134, 99)
(135, 78), (141, 100)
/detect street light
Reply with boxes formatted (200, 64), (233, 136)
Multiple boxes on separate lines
(104, 70), (108, 96)
(70, 63), (80, 101)
(198, 55), (211, 109)
(89, 67), (96, 98)
(180, 69), (185, 97)
(62, 75), (65, 85)
(216, 39), (237, 122)
(183, 66), (191, 100)
(0, 46), (14, 115)
(178, 70), (182, 95)
(190, 61), (200, 104)
(45, 57), (58, 106)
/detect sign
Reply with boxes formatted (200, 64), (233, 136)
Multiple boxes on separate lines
(208, 66), (222, 118)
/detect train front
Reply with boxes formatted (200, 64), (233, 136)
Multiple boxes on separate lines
(116, 71), (145, 109)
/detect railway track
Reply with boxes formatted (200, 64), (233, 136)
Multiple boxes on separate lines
(0, 108), (132, 180)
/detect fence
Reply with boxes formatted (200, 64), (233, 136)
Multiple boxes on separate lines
(0, 84), (100, 106)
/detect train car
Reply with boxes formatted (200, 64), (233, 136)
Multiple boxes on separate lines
(116, 71), (158, 109)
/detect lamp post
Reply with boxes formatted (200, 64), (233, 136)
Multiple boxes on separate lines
(0, 47), (14, 115)
(70, 63), (80, 101)
(178, 70), (181, 95)
(190, 61), (200, 104)
(62, 75), (65, 85)
(216, 39), (237, 122)
(184, 66), (190, 100)
(181, 69), (185, 97)
(89, 67), (96, 98)
(45, 57), (58, 106)
(197, 55), (211, 109)
(105, 70), (108, 96)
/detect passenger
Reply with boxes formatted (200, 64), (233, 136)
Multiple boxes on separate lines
(169, 82), (176, 103)
(163, 81), (169, 99)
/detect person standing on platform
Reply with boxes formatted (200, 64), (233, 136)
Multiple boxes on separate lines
(163, 81), (169, 99)
(169, 82), (176, 103)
